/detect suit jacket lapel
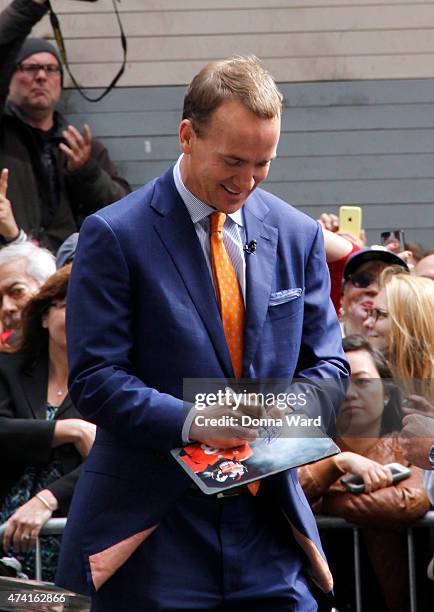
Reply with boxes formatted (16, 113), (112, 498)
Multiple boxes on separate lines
(56, 394), (75, 418)
(151, 169), (234, 378)
(243, 196), (278, 374)
(22, 357), (48, 419)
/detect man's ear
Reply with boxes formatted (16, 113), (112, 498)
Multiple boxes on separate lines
(179, 119), (195, 154)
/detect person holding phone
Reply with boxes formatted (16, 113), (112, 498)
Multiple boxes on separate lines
(317, 211), (363, 315)
(298, 335), (429, 612)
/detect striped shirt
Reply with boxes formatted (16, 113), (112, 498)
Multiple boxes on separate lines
(173, 156), (247, 443)
(173, 156), (246, 302)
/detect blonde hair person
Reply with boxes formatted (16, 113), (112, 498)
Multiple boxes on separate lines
(364, 269), (434, 399)
(384, 271), (434, 381)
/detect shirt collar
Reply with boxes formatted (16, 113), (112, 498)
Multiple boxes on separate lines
(173, 155), (244, 228)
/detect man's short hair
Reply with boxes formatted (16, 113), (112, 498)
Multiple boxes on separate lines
(0, 242), (56, 286)
(182, 55), (283, 135)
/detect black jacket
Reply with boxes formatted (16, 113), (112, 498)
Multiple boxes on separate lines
(0, 0), (131, 253)
(0, 352), (85, 516)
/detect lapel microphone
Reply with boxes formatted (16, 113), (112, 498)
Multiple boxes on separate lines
(243, 240), (257, 255)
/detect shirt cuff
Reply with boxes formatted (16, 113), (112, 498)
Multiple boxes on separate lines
(181, 404), (198, 445)
(2, 229), (28, 245)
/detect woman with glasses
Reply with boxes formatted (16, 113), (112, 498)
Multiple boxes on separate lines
(0, 264), (95, 580)
(299, 335), (430, 611)
(364, 269), (434, 385)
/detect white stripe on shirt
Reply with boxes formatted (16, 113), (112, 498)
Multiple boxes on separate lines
(173, 155), (246, 302)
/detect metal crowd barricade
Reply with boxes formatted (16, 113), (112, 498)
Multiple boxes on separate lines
(0, 519), (66, 581)
(316, 511), (434, 612)
(1, 513), (434, 610)
(0, 518), (90, 611)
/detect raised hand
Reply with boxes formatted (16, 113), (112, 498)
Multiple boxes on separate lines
(0, 169), (20, 241)
(60, 124), (92, 172)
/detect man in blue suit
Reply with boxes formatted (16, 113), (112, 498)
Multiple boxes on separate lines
(56, 56), (349, 611)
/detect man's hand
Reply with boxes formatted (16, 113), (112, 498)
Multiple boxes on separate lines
(60, 124), (92, 172)
(2, 490), (57, 554)
(400, 413), (434, 469)
(0, 169), (20, 241)
(335, 452), (393, 493)
(188, 392), (267, 449)
(402, 394), (434, 419)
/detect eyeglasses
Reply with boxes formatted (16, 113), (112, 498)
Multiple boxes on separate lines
(347, 271), (377, 288)
(365, 307), (389, 322)
(17, 63), (61, 77)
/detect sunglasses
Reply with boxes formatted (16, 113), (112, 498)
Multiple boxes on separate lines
(346, 271), (377, 288)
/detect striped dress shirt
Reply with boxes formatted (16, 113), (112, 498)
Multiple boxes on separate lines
(173, 156), (246, 301)
(173, 156), (247, 442)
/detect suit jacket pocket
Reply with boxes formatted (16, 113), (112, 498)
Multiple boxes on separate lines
(267, 289), (304, 321)
(89, 525), (159, 591)
(269, 287), (303, 306)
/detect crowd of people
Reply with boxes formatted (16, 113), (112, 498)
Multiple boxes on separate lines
(0, 1), (433, 611)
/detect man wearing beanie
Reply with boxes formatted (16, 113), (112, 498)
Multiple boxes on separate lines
(0, 0), (130, 253)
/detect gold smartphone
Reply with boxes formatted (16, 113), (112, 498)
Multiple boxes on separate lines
(339, 205), (362, 237)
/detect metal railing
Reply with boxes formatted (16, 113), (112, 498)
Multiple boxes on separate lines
(316, 511), (434, 612)
(0, 518), (66, 581)
(1, 513), (433, 611)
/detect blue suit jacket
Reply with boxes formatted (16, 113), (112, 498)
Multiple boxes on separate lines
(56, 166), (348, 596)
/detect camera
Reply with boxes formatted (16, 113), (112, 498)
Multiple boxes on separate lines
(380, 229), (406, 252)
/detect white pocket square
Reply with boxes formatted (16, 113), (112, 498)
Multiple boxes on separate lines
(269, 288), (303, 306)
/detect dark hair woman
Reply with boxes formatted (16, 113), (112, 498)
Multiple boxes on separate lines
(299, 335), (429, 612)
(0, 264), (95, 580)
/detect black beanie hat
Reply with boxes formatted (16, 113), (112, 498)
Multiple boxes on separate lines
(16, 37), (62, 70)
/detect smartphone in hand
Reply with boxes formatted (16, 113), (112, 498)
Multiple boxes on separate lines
(341, 462), (411, 494)
(339, 205), (362, 237)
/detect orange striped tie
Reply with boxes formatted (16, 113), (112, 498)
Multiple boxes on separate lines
(209, 212), (244, 379)
(209, 213), (260, 496)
